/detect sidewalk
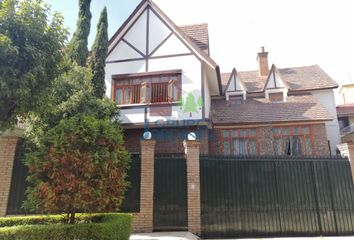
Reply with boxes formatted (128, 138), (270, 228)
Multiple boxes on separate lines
(130, 232), (354, 240)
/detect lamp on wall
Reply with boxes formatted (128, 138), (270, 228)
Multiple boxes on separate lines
(143, 131), (152, 140)
(187, 132), (197, 141)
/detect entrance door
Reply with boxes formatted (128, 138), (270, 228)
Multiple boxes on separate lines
(153, 155), (188, 231)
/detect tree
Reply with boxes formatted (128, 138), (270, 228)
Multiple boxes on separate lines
(24, 114), (130, 224)
(24, 67), (130, 224)
(90, 7), (108, 98)
(0, 0), (67, 130)
(183, 92), (198, 115)
(67, 0), (92, 66)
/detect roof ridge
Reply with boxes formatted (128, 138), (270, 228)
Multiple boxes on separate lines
(178, 23), (208, 27)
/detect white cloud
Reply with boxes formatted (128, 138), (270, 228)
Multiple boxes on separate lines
(154, 0), (354, 84)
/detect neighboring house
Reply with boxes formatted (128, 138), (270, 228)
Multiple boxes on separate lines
(336, 83), (354, 143)
(105, 0), (340, 156)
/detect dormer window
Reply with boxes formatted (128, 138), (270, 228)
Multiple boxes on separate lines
(113, 71), (181, 105)
(264, 65), (288, 102)
(268, 92), (284, 102)
(229, 95), (244, 104)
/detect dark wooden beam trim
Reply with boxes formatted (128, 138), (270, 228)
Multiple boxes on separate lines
(122, 39), (146, 57)
(149, 53), (193, 60)
(201, 62), (206, 119)
(108, 6), (148, 57)
(106, 58), (145, 64)
(273, 69), (277, 88)
(148, 32), (173, 57)
(118, 102), (180, 110)
(113, 69), (182, 79)
(148, 7), (203, 63)
(145, 7), (150, 72)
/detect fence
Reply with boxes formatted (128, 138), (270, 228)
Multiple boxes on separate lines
(6, 152), (141, 214)
(200, 155), (354, 238)
(6, 141), (28, 215)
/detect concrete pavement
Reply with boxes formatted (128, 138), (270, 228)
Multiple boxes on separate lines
(130, 232), (354, 240)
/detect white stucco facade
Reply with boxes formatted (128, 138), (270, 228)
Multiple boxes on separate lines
(105, 4), (216, 125)
(311, 89), (341, 154)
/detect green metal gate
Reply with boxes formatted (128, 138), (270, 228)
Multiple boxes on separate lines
(200, 155), (354, 238)
(7, 140), (29, 215)
(153, 154), (188, 231)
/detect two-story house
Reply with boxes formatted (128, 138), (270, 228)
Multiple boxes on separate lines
(105, 0), (340, 156)
(337, 83), (354, 143)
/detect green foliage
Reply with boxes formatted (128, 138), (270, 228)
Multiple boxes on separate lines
(197, 96), (203, 108)
(24, 114), (130, 220)
(90, 7), (108, 98)
(0, 213), (132, 240)
(67, 0), (92, 66)
(0, 0), (68, 130)
(183, 92), (198, 114)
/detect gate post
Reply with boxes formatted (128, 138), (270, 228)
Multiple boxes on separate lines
(0, 136), (20, 216)
(337, 143), (354, 182)
(183, 140), (201, 235)
(132, 139), (156, 233)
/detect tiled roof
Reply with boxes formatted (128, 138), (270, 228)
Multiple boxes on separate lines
(179, 23), (209, 54)
(211, 95), (333, 124)
(221, 65), (338, 93)
(278, 65), (338, 91)
(337, 104), (354, 117)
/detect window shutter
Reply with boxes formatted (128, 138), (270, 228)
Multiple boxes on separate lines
(140, 82), (147, 103)
(168, 80), (173, 102)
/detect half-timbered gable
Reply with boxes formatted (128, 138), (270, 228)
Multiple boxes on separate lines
(105, 0), (220, 126)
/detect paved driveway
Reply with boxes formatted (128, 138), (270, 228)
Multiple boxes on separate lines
(130, 232), (354, 240)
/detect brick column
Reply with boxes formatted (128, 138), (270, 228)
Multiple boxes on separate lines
(337, 143), (354, 182)
(183, 140), (201, 235)
(132, 139), (155, 233)
(0, 136), (20, 216)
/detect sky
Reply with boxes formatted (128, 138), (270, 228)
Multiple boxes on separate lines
(46, 0), (354, 86)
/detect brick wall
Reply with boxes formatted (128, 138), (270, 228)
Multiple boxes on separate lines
(337, 143), (354, 182)
(184, 140), (201, 235)
(210, 123), (330, 156)
(312, 123), (331, 156)
(132, 140), (155, 232)
(0, 136), (20, 216)
(124, 126), (209, 154)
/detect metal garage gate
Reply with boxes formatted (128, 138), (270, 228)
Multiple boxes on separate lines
(200, 155), (354, 238)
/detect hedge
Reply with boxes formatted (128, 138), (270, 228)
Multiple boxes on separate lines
(0, 213), (132, 240)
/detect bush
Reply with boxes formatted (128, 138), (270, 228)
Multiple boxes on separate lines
(0, 213), (132, 240)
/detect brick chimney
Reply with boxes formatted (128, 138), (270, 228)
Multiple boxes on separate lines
(257, 46), (269, 77)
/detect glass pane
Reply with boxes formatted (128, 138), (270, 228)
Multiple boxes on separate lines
(223, 131), (230, 138)
(115, 88), (123, 104)
(240, 129), (247, 137)
(291, 136), (302, 156)
(283, 128), (290, 135)
(232, 130), (238, 137)
(173, 84), (179, 101)
(274, 138), (282, 156)
(151, 77), (159, 83)
(305, 137), (312, 155)
(249, 129), (256, 137)
(223, 141), (230, 155)
(302, 127), (309, 135)
(284, 137), (291, 155)
(235, 139), (247, 155)
(123, 87), (131, 104)
(161, 76), (169, 83)
(249, 139), (257, 155)
(272, 128), (281, 135)
(293, 127), (300, 134)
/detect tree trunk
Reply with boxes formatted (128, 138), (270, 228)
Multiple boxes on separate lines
(69, 212), (76, 224)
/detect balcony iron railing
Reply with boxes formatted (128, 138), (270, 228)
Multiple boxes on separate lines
(340, 123), (354, 136)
